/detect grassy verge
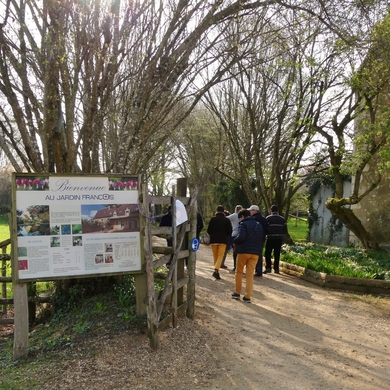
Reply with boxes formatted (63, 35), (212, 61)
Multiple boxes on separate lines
(0, 214), (10, 241)
(287, 217), (308, 242)
(282, 243), (390, 280)
(285, 217), (390, 280)
(0, 276), (147, 374)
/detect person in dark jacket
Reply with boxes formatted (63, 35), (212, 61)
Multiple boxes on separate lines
(159, 205), (173, 268)
(232, 209), (264, 303)
(248, 205), (268, 277)
(207, 205), (233, 280)
(196, 212), (204, 240)
(159, 205), (173, 246)
(264, 205), (288, 274)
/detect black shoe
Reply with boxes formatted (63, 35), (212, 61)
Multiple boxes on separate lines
(263, 269), (271, 274)
(254, 273), (262, 277)
(243, 297), (251, 303)
(229, 268), (236, 274)
(231, 292), (240, 299)
(213, 271), (221, 280)
(274, 270), (280, 274)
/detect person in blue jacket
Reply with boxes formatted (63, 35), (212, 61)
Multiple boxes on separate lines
(232, 209), (264, 303)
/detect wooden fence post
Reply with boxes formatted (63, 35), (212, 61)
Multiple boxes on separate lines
(186, 191), (198, 319)
(141, 183), (160, 350)
(13, 282), (29, 360)
(135, 179), (147, 317)
(9, 211), (29, 359)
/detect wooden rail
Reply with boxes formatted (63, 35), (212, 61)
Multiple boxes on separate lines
(1, 238), (11, 322)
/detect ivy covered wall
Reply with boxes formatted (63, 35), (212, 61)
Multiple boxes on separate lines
(309, 178), (351, 247)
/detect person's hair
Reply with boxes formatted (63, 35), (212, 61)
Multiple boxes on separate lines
(238, 209), (250, 219)
(167, 205), (172, 212)
(235, 205), (243, 213)
(216, 205), (224, 212)
(270, 205), (278, 212)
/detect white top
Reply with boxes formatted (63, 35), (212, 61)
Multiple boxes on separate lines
(227, 213), (241, 237)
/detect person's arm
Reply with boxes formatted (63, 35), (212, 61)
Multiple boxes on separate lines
(197, 213), (204, 231)
(233, 223), (247, 245)
(207, 218), (213, 235)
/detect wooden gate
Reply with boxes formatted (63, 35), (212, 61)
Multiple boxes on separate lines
(139, 179), (198, 350)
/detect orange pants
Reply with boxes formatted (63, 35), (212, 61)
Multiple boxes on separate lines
(211, 243), (227, 270)
(235, 253), (259, 299)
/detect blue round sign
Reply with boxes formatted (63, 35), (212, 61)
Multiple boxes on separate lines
(191, 238), (200, 252)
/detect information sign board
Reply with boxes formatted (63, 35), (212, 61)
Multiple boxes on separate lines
(13, 174), (142, 281)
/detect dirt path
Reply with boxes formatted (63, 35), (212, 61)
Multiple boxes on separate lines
(194, 244), (390, 390)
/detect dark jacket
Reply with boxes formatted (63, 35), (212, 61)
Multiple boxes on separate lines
(159, 211), (172, 227)
(196, 212), (204, 239)
(266, 213), (287, 240)
(207, 212), (232, 244)
(233, 217), (264, 255)
(252, 211), (268, 240)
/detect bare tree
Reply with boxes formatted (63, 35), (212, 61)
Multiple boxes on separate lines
(1, 0), (386, 176)
(200, 3), (390, 250)
(0, 0), (288, 174)
(204, 10), (332, 219)
(320, 13), (390, 249)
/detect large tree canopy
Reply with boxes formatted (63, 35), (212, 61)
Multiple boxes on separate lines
(1, 0), (389, 249)
(1, 0), (386, 175)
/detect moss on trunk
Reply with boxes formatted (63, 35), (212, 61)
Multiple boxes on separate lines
(325, 198), (378, 250)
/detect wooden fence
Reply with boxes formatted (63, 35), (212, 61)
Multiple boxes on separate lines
(0, 238), (12, 324)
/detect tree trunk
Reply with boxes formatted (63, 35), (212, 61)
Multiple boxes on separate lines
(325, 198), (378, 250)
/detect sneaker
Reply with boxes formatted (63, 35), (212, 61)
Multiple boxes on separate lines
(263, 269), (271, 274)
(231, 292), (240, 299)
(212, 271), (221, 280)
(220, 265), (228, 269)
(243, 297), (251, 303)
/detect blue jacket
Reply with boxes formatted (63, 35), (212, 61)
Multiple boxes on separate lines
(233, 217), (264, 255)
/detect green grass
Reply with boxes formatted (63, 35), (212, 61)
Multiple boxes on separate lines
(0, 214), (12, 298)
(285, 216), (390, 280)
(282, 243), (390, 280)
(287, 217), (308, 242)
(0, 281), (146, 374)
(0, 214), (10, 242)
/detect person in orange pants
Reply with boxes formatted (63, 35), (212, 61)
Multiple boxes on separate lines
(207, 205), (232, 280)
(231, 209), (264, 303)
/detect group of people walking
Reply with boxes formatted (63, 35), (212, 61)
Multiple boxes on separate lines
(207, 204), (288, 303)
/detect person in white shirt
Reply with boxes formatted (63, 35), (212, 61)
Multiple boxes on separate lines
(227, 205), (243, 273)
